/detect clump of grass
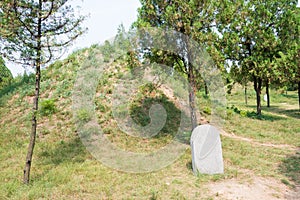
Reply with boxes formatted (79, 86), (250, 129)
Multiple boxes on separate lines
(76, 108), (92, 123)
(39, 99), (57, 116)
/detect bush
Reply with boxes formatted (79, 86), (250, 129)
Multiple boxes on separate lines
(203, 106), (211, 115)
(40, 99), (57, 116)
(240, 110), (248, 117)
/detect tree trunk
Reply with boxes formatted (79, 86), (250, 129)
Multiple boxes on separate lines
(266, 80), (270, 107)
(204, 83), (209, 96)
(298, 81), (300, 112)
(23, 65), (40, 184)
(254, 76), (262, 116)
(24, 0), (42, 184)
(188, 64), (197, 130)
(183, 35), (197, 131)
(244, 85), (248, 105)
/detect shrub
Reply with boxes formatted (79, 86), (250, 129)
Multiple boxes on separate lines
(203, 106), (211, 115)
(240, 110), (248, 117)
(40, 99), (57, 116)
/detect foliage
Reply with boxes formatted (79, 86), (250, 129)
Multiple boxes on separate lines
(135, 0), (227, 129)
(39, 99), (56, 116)
(0, 56), (13, 89)
(216, 0), (299, 115)
(0, 0), (87, 65)
(100, 40), (114, 63)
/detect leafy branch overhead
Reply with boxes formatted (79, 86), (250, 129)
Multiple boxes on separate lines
(0, 0), (87, 66)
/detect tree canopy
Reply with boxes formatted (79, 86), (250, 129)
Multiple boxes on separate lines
(216, 0), (299, 115)
(135, 0), (226, 128)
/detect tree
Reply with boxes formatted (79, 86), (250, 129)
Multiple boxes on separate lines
(135, 0), (223, 129)
(0, 0), (86, 184)
(0, 56), (13, 89)
(217, 0), (297, 115)
(276, 5), (300, 110)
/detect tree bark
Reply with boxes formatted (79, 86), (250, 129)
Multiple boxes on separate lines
(298, 81), (300, 111)
(23, 0), (42, 184)
(266, 79), (270, 107)
(254, 76), (262, 116)
(244, 85), (248, 105)
(188, 64), (197, 130)
(204, 83), (209, 96)
(183, 35), (197, 131)
(23, 64), (40, 184)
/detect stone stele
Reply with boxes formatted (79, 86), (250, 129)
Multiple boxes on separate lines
(190, 124), (224, 175)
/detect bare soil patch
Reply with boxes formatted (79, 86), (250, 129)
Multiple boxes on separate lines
(207, 175), (295, 200)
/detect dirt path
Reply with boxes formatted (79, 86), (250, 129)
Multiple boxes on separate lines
(206, 130), (299, 199)
(207, 175), (298, 200)
(220, 130), (298, 151)
(213, 130), (299, 199)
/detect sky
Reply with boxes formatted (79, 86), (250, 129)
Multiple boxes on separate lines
(7, 0), (299, 76)
(7, 0), (141, 77)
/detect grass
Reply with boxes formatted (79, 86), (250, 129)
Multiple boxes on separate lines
(0, 48), (299, 199)
(225, 85), (300, 147)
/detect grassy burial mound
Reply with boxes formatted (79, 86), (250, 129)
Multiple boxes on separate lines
(0, 46), (299, 199)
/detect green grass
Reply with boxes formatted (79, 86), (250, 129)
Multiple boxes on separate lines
(225, 84), (299, 146)
(0, 49), (299, 199)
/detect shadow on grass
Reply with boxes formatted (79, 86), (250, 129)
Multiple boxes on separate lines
(186, 161), (193, 171)
(231, 105), (286, 121)
(130, 93), (191, 144)
(38, 137), (88, 166)
(281, 93), (298, 99)
(265, 106), (300, 119)
(279, 150), (300, 187)
(247, 111), (287, 121)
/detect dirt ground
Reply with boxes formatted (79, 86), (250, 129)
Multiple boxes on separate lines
(206, 174), (299, 200)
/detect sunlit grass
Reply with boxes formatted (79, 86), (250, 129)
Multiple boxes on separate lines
(0, 51), (299, 199)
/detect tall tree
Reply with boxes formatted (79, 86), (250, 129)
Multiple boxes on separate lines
(135, 0), (223, 129)
(0, 0), (86, 184)
(217, 0), (297, 115)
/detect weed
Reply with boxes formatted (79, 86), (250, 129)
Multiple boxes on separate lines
(76, 108), (92, 123)
(203, 106), (211, 115)
(40, 99), (57, 116)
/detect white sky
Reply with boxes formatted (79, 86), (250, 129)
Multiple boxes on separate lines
(7, 0), (141, 77)
(5, 0), (300, 76)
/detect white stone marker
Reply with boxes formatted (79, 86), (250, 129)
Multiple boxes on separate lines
(190, 124), (224, 175)
(264, 94), (268, 102)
